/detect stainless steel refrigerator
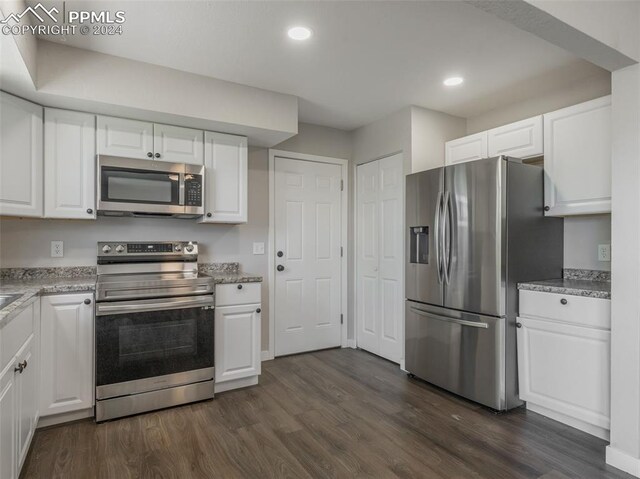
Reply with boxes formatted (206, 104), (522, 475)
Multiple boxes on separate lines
(405, 156), (563, 410)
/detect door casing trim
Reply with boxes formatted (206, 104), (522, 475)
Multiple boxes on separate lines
(267, 149), (349, 360)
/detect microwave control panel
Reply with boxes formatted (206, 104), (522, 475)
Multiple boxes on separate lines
(184, 174), (203, 206)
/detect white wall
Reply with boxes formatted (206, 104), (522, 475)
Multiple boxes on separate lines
(411, 106), (466, 172)
(466, 71), (611, 134)
(563, 215), (611, 271)
(275, 122), (351, 160)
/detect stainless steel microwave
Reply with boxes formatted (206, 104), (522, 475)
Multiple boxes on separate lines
(97, 156), (204, 218)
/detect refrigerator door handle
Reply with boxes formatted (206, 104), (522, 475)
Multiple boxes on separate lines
(442, 191), (452, 285)
(409, 307), (489, 329)
(434, 191), (444, 283)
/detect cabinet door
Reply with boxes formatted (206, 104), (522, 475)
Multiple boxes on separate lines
(0, 361), (16, 479)
(14, 335), (36, 470)
(445, 132), (488, 165)
(153, 124), (204, 164)
(0, 92), (43, 218)
(215, 304), (260, 383)
(97, 116), (153, 160)
(517, 316), (610, 429)
(200, 132), (248, 223)
(487, 115), (543, 159)
(44, 109), (96, 219)
(543, 96), (611, 216)
(40, 293), (94, 416)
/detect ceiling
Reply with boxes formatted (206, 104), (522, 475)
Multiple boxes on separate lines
(32, 1), (606, 130)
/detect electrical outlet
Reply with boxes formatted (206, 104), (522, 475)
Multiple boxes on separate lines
(253, 242), (265, 255)
(51, 241), (64, 258)
(598, 244), (611, 262)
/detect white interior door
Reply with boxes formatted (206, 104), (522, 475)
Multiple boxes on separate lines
(274, 157), (342, 356)
(356, 153), (404, 363)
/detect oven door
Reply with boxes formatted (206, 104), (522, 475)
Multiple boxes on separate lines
(95, 295), (214, 399)
(97, 155), (186, 214)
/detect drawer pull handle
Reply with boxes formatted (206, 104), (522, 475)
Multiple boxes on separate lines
(14, 360), (27, 374)
(560, 298), (568, 305)
(237, 284), (243, 290)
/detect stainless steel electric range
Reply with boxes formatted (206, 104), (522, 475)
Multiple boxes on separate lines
(95, 241), (215, 422)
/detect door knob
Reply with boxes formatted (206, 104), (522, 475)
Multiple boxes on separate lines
(277, 251), (284, 258)
(277, 265), (285, 272)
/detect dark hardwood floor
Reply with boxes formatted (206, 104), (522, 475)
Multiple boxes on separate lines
(22, 348), (630, 479)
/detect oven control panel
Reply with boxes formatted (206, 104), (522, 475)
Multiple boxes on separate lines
(98, 241), (198, 257)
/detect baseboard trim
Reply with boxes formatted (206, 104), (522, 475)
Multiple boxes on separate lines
(214, 375), (259, 393)
(606, 446), (640, 477)
(261, 350), (273, 361)
(347, 339), (356, 349)
(38, 408), (94, 428)
(526, 402), (609, 441)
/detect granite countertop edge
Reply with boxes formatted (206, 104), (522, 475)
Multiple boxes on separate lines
(517, 280), (611, 300)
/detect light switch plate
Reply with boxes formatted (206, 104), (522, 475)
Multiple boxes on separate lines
(598, 244), (611, 262)
(51, 241), (64, 258)
(253, 242), (265, 255)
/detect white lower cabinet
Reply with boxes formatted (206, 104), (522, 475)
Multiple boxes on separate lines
(0, 297), (40, 479)
(214, 283), (261, 392)
(40, 293), (94, 417)
(517, 290), (611, 439)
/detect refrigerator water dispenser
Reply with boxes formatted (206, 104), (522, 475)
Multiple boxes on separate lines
(410, 226), (429, 264)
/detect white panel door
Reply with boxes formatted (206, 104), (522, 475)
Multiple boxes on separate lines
(543, 96), (611, 216)
(153, 124), (204, 164)
(356, 153), (404, 363)
(356, 160), (379, 355)
(0, 92), (43, 218)
(40, 293), (94, 416)
(445, 132), (488, 165)
(487, 115), (543, 159)
(96, 116), (153, 159)
(274, 157), (342, 356)
(200, 131), (248, 223)
(44, 108), (96, 219)
(215, 304), (261, 383)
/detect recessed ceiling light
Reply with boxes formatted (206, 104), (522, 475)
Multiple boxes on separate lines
(443, 76), (464, 87)
(287, 26), (312, 41)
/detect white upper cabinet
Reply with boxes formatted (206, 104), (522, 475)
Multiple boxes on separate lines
(543, 96), (611, 216)
(0, 92), (43, 218)
(200, 132), (248, 224)
(153, 124), (204, 164)
(487, 115), (543, 159)
(44, 109), (96, 219)
(445, 132), (488, 165)
(97, 116), (154, 159)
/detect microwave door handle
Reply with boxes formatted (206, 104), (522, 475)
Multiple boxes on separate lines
(179, 173), (185, 206)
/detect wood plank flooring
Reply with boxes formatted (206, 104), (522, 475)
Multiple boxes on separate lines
(22, 348), (631, 479)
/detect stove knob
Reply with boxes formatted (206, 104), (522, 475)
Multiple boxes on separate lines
(174, 244), (183, 252)
(115, 244), (125, 253)
(185, 243), (194, 253)
(101, 245), (112, 254)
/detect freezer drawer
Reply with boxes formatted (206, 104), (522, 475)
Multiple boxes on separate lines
(405, 301), (506, 410)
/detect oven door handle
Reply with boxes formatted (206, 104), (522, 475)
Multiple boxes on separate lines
(96, 295), (214, 316)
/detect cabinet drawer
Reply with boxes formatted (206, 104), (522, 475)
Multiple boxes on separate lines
(215, 283), (261, 307)
(1, 301), (35, 370)
(519, 290), (610, 329)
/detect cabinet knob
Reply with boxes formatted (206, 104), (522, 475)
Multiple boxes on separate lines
(516, 322), (522, 329)
(207, 213), (212, 218)
(84, 298), (92, 305)
(86, 208), (93, 214)
(154, 153), (161, 158)
(277, 265), (285, 272)
(544, 206), (550, 212)
(560, 298), (568, 305)
(256, 308), (261, 313)
(277, 251), (284, 258)
(237, 284), (243, 290)
(147, 152), (153, 158)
